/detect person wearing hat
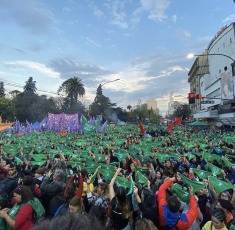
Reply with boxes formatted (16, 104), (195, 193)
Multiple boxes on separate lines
(216, 199), (235, 229)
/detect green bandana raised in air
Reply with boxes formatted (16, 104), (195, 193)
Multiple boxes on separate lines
(135, 171), (149, 187)
(171, 183), (190, 203)
(191, 168), (212, 180)
(101, 168), (115, 182)
(133, 164), (149, 174)
(206, 163), (222, 176)
(178, 173), (205, 193)
(209, 176), (234, 194)
(115, 176), (130, 189)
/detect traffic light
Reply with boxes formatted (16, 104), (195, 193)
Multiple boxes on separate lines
(188, 93), (195, 104)
(196, 94), (202, 99)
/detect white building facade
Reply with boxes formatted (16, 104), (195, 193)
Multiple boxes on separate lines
(188, 23), (235, 126)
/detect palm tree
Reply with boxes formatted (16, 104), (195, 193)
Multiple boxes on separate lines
(127, 105), (132, 111)
(58, 77), (85, 105)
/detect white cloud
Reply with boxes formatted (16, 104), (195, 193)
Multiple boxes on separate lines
(172, 14), (177, 23)
(5, 61), (60, 79)
(133, 0), (170, 23)
(86, 37), (101, 47)
(111, 10), (128, 29)
(94, 7), (103, 17)
(175, 29), (191, 40)
(223, 14), (235, 24)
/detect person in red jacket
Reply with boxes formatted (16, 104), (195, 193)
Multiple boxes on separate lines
(158, 175), (198, 230)
(0, 186), (34, 230)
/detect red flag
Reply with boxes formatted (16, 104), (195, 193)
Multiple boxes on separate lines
(138, 118), (145, 135)
(166, 122), (174, 134)
(174, 116), (183, 125)
(166, 116), (182, 134)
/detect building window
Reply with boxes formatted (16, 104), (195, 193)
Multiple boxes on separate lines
(230, 38), (232, 44)
(232, 63), (235, 76)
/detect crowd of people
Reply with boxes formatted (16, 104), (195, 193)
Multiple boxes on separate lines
(0, 124), (234, 230)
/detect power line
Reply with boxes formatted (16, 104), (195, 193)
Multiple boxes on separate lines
(0, 78), (60, 96)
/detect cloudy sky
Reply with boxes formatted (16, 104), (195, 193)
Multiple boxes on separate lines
(0, 0), (235, 115)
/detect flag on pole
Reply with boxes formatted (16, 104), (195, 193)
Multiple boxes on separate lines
(137, 117), (145, 135)
(166, 116), (182, 134)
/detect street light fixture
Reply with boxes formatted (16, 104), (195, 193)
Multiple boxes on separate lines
(187, 53), (235, 62)
(100, 79), (120, 87)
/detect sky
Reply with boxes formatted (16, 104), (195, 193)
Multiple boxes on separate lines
(0, 0), (235, 116)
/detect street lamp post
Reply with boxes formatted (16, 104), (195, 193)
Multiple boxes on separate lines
(188, 53), (235, 63)
(187, 52), (235, 106)
(100, 79), (120, 87)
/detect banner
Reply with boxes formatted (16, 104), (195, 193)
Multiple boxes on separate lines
(48, 113), (78, 131)
(221, 69), (233, 100)
(0, 122), (15, 132)
(82, 115), (101, 135)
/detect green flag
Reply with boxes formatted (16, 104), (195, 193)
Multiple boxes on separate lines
(116, 176), (130, 189)
(178, 173), (205, 193)
(221, 157), (233, 169)
(86, 160), (99, 168)
(101, 168), (115, 182)
(101, 164), (115, 171)
(94, 154), (106, 163)
(15, 156), (23, 165)
(171, 183), (190, 203)
(135, 171), (149, 187)
(30, 160), (47, 166)
(127, 176), (134, 195)
(82, 116), (101, 136)
(206, 163), (222, 176)
(209, 176), (233, 194)
(91, 167), (99, 183)
(191, 168), (212, 180)
(133, 164), (149, 174)
(115, 152), (128, 162)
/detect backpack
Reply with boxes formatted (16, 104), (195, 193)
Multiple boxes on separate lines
(54, 202), (69, 217)
(32, 210), (46, 224)
(0, 183), (8, 200)
(28, 198), (46, 224)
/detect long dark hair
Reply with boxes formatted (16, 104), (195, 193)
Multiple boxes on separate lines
(116, 186), (130, 219)
(14, 186), (33, 204)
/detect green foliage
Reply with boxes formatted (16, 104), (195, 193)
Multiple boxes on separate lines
(170, 103), (191, 120)
(0, 97), (14, 121)
(127, 103), (162, 124)
(0, 82), (6, 97)
(23, 77), (37, 96)
(58, 77), (85, 106)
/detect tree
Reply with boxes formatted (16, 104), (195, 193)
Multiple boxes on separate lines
(96, 84), (103, 97)
(170, 103), (191, 121)
(23, 77), (37, 95)
(58, 77), (85, 106)
(0, 97), (14, 121)
(127, 105), (132, 111)
(0, 82), (5, 97)
(9, 90), (21, 98)
(90, 85), (116, 119)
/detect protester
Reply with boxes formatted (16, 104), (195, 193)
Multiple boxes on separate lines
(202, 208), (228, 230)
(0, 186), (34, 230)
(0, 119), (234, 230)
(41, 169), (66, 218)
